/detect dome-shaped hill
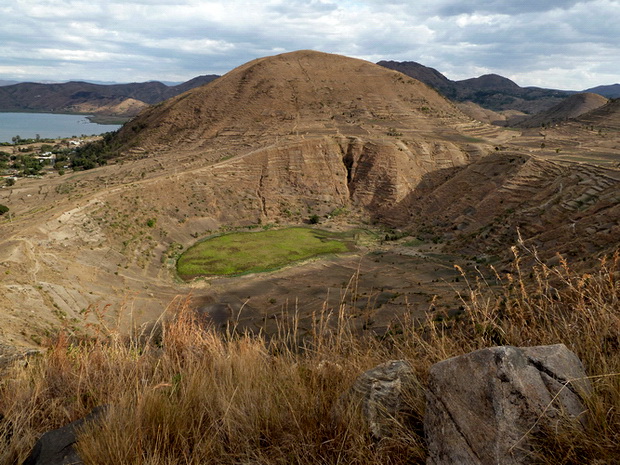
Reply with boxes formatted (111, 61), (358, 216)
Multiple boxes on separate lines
(114, 50), (466, 158)
(516, 92), (608, 128)
(101, 50), (482, 229)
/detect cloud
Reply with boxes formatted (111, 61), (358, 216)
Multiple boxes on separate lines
(0, 0), (618, 89)
(429, 0), (584, 16)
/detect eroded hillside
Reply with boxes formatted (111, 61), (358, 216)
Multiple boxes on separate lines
(0, 50), (618, 353)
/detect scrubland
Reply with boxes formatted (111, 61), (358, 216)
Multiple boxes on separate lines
(0, 248), (618, 465)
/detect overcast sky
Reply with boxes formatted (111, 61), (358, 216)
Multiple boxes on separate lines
(1, 0), (618, 90)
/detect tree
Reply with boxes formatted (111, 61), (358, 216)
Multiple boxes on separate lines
(0, 204), (9, 216)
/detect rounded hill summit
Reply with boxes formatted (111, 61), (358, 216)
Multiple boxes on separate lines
(116, 50), (467, 157)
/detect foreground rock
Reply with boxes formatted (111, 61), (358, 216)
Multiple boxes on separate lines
(336, 360), (423, 440)
(23, 406), (106, 465)
(425, 344), (591, 465)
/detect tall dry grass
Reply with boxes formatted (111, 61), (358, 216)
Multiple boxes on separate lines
(0, 249), (618, 464)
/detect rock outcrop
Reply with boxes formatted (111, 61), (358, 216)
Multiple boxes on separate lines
(424, 344), (591, 465)
(23, 406), (106, 465)
(336, 360), (422, 440)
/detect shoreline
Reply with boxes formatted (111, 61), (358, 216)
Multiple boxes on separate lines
(0, 110), (131, 125)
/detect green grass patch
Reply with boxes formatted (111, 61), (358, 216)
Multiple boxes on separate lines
(459, 135), (487, 143)
(177, 227), (354, 279)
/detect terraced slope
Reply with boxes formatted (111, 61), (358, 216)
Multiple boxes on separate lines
(517, 93), (608, 128)
(383, 152), (620, 263)
(576, 98), (620, 130)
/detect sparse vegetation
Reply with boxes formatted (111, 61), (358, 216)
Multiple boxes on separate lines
(1, 50), (620, 465)
(308, 213), (320, 224)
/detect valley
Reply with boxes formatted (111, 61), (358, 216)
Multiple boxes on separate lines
(0, 50), (618, 359)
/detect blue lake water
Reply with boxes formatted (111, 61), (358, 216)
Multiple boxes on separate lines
(0, 112), (123, 143)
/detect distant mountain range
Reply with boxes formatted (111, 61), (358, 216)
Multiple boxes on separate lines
(0, 75), (218, 118)
(583, 84), (620, 98)
(0, 60), (617, 121)
(377, 61), (573, 114)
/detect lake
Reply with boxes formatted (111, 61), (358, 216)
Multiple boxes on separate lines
(0, 112), (123, 143)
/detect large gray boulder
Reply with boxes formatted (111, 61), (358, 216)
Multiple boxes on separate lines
(425, 344), (591, 465)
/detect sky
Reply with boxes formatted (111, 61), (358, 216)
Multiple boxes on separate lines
(1, 0), (619, 90)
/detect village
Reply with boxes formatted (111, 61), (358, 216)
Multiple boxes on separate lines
(0, 137), (88, 186)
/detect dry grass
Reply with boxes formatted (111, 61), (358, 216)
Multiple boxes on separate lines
(0, 249), (618, 464)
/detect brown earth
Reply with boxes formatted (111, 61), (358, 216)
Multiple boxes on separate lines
(456, 101), (527, 126)
(66, 98), (151, 118)
(0, 50), (618, 356)
(516, 93), (608, 128)
(575, 98), (620, 131)
(380, 151), (620, 266)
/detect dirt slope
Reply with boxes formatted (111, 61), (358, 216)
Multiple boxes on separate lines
(517, 93), (608, 128)
(456, 101), (527, 126)
(381, 152), (620, 263)
(115, 50), (466, 157)
(575, 98), (620, 130)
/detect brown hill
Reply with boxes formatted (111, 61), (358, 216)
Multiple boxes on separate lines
(109, 50), (489, 218)
(457, 73), (521, 92)
(63, 97), (150, 118)
(456, 101), (527, 126)
(516, 93), (608, 128)
(575, 98), (620, 130)
(116, 50), (467, 158)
